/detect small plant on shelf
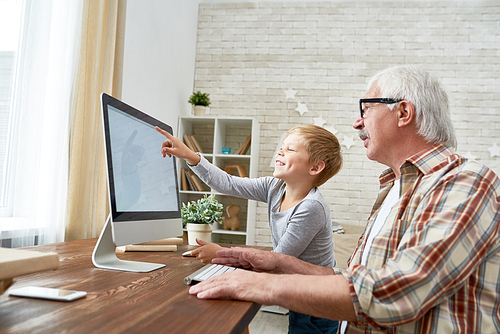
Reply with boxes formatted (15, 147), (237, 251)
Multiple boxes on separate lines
(188, 91), (211, 107)
(182, 194), (223, 245)
(181, 194), (223, 225)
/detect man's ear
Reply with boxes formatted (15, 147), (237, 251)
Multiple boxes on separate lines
(310, 161), (325, 176)
(397, 100), (415, 128)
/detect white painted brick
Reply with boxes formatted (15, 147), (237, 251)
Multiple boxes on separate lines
(194, 1), (500, 242)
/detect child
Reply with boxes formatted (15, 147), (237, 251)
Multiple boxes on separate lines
(156, 124), (342, 334)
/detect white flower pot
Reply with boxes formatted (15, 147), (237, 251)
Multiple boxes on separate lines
(186, 223), (213, 245)
(193, 105), (208, 116)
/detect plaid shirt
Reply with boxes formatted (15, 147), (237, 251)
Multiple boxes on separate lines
(341, 144), (500, 334)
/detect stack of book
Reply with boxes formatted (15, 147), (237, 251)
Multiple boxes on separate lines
(117, 237), (184, 252)
(183, 134), (203, 153)
(181, 167), (205, 191)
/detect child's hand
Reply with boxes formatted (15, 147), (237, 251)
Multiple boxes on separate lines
(155, 127), (200, 165)
(190, 239), (225, 264)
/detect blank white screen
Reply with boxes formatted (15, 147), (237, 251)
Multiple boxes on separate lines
(107, 105), (178, 213)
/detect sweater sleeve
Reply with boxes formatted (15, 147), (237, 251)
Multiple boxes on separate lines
(188, 154), (270, 203)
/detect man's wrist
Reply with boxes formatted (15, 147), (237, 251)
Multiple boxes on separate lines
(274, 253), (297, 274)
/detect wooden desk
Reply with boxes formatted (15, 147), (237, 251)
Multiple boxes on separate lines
(0, 239), (261, 334)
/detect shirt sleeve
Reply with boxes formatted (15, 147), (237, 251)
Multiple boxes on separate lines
(188, 154), (270, 202)
(274, 199), (327, 258)
(344, 168), (500, 328)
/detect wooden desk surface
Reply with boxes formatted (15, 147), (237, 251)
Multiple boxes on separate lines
(0, 239), (261, 334)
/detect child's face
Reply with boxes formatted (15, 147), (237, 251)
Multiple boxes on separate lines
(273, 133), (314, 184)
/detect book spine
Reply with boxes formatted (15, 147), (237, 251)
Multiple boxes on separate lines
(184, 169), (195, 191)
(188, 171), (203, 191)
(181, 168), (189, 190)
(183, 134), (196, 151)
(189, 135), (204, 153)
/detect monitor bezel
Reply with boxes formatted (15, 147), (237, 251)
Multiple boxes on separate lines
(101, 93), (181, 223)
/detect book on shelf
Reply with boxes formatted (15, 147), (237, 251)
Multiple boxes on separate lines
(183, 134), (203, 153)
(183, 134), (196, 152)
(189, 135), (204, 153)
(181, 168), (189, 190)
(184, 169), (195, 191)
(188, 171), (205, 191)
(235, 135), (251, 155)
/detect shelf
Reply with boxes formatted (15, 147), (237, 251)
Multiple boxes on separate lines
(178, 116), (260, 245)
(214, 154), (251, 158)
(179, 190), (211, 195)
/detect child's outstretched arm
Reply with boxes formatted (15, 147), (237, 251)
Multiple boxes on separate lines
(155, 126), (201, 166)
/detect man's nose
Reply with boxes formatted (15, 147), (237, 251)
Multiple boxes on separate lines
(352, 114), (363, 130)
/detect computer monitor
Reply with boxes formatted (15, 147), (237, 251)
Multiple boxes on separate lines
(92, 93), (183, 272)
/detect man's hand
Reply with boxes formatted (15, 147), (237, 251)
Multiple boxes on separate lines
(214, 247), (335, 275)
(212, 247), (283, 273)
(190, 239), (225, 264)
(189, 269), (275, 304)
(188, 269), (357, 322)
(155, 126), (200, 166)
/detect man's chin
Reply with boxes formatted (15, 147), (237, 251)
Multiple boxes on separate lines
(365, 148), (377, 161)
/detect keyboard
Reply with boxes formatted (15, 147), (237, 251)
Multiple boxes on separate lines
(184, 263), (238, 285)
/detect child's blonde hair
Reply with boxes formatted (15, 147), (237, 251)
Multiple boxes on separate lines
(285, 124), (343, 187)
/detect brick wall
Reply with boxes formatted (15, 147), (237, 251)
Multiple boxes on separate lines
(193, 1), (500, 247)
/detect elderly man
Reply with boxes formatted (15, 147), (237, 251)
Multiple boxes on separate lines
(189, 65), (500, 333)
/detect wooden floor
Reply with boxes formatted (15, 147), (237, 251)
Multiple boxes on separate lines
(248, 308), (289, 334)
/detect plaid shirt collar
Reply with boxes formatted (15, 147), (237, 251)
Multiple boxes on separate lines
(373, 144), (456, 215)
(379, 143), (455, 184)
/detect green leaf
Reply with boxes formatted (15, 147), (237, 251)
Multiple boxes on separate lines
(188, 91), (211, 107)
(181, 194), (223, 224)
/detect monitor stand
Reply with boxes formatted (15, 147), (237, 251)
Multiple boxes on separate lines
(92, 215), (165, 272)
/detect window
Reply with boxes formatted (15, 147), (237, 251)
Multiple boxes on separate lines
(0, 0), (22, 210)
(0, 0), (83, 247)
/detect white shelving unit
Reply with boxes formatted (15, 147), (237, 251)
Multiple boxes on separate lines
(177, 116), (260, 245)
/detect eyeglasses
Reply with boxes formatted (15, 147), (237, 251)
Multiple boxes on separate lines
(359, 98), (403, 118)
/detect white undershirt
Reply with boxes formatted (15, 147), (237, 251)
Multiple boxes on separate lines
(341, 179), (401, 334)
(361, 178), (401, 266)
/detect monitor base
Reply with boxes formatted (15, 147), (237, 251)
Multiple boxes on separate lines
(92, 215), (166, 272)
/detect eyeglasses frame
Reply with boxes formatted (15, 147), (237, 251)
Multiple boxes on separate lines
(359, 98), (404, 118)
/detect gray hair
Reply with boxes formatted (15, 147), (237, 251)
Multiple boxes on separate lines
(367, 65), (457, 148)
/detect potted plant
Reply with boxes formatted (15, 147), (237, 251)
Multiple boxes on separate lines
(188, 91), (211, 116)
(182, 194), (223, 245)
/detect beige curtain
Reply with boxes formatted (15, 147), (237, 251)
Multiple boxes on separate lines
(65, 0), (126, 241)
